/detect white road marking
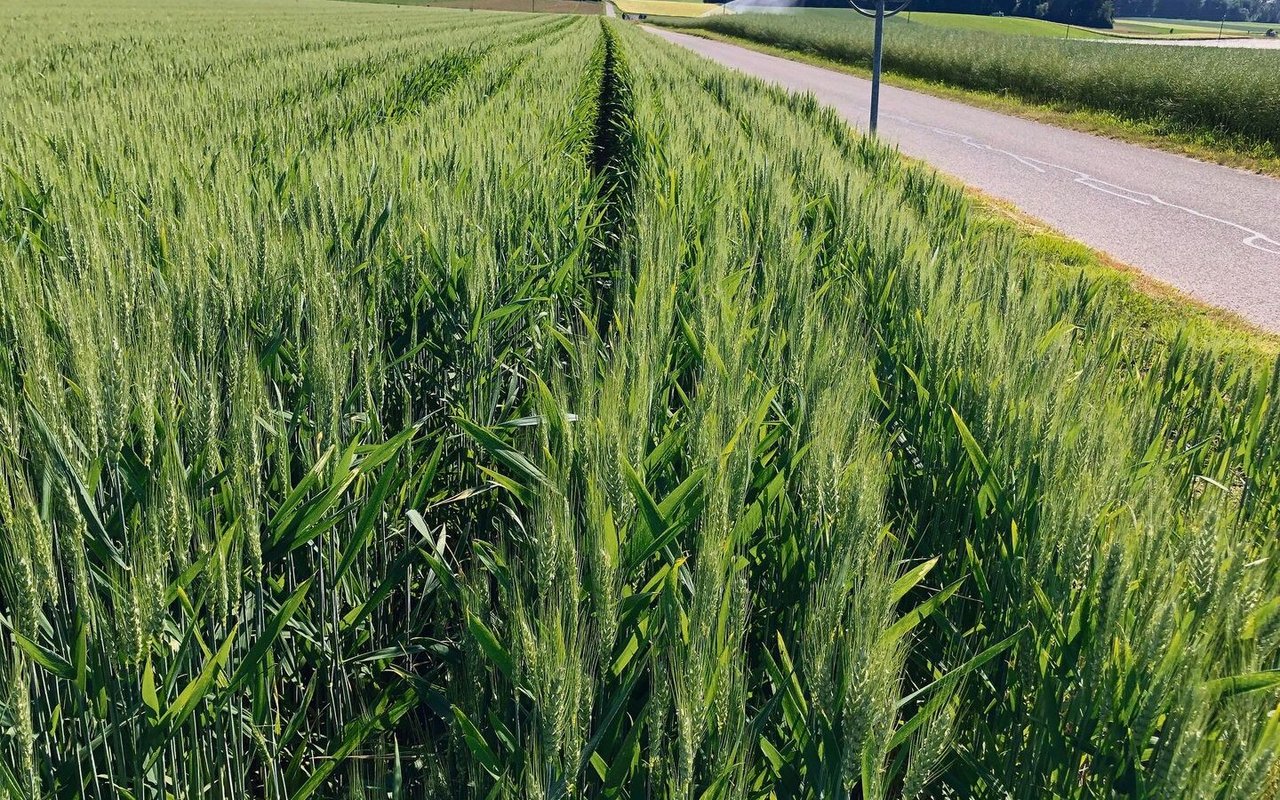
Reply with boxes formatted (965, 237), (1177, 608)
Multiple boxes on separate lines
(884, 113), (1280, 256)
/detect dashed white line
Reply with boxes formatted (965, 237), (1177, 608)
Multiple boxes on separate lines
(887, 113), (1280, 256)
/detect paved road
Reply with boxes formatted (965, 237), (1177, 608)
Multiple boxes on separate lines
(647, 27), (1280, 332)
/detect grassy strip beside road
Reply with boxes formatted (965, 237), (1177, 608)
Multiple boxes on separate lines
(660, 12), (1280, 174)
(968, 190), (1280, 364)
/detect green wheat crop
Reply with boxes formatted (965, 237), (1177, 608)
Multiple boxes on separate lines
(1, 1), (1277, 798)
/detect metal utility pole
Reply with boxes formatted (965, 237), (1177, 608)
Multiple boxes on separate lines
(849, 0), (912, 135)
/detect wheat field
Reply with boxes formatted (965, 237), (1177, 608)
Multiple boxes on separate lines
(1, 1), (1277, 797)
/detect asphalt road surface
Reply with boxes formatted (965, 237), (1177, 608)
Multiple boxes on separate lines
(647, 27), (1280, 333)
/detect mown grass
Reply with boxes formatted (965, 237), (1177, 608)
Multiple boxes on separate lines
(1, 1), (1278, 798)
(660, 11), (1280, 166)
(893, 11), (1120, 38)
(1125, 16), (1280, 35)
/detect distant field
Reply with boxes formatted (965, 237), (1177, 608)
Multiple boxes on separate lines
(614, 0), (716, 17)
(737, 9), (1096, 38)
(894, 10), (1112, 37)
(1113, 18), (1221, 35)
(725, 9), (1256, 39)
(1125, 16), (1278, 35)
(1113, 16), (1267, 37)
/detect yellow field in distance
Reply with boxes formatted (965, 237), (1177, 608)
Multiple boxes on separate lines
(613, 0), (725, 18)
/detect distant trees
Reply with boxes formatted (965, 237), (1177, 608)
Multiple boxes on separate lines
(1114, 0), (1280, 20)
(1041, 0), (1115, 25)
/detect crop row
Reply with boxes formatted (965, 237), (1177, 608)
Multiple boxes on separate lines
(0, 2), (606, 796)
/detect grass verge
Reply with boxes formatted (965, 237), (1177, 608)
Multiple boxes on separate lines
(967, 189), (1280, 365)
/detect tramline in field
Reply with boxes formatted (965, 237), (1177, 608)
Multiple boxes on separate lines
(1, 0), (1278, 798)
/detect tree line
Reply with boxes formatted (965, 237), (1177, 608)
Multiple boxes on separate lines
(1115, 0), (1280, 21)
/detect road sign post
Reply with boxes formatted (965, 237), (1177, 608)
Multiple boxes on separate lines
(848, 0), (912, 134)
